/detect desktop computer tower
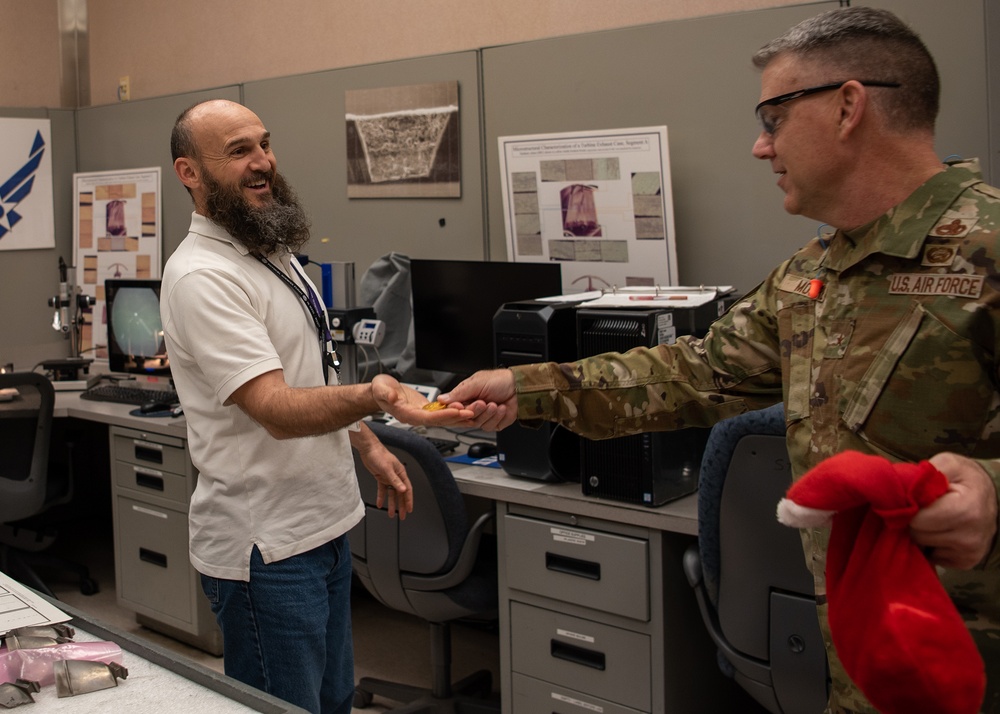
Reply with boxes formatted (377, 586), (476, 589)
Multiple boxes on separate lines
(576, 306), (721, 506)
(493, 300), (583, 482)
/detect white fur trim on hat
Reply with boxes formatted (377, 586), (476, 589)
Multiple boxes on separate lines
(776, 498), (835, 528)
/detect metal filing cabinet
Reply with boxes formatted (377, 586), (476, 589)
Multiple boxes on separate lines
(109, 425), (222, 655)
(497, 502), (729, 713)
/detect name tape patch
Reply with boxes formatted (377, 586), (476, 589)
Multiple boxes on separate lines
(778, 274), (816, 298)
(888, 273), (984, 298)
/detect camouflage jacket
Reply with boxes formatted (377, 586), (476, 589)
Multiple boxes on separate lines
(512, 160), (1000, 712)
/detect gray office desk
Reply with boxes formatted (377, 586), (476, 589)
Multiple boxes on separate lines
(55, 391), (223, 655)
(445, 460), (736, 713)
(448, 459), (697, 535)
(56, 394), (733, 713)
(55, 390), (189, 438)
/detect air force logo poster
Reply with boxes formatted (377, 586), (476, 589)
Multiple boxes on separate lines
(0, 118), (55, 251)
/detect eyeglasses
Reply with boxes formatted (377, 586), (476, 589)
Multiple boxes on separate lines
(755, 80), (901, 135)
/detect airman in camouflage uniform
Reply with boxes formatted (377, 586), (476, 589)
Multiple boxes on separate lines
(511, 157), (1000, 713)
(435, 7), (1000, 713)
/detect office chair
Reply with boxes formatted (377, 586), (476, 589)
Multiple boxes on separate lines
(683, 403), (828, 714)
(350, 421), (499, 713)
(0, 372), (98, 598)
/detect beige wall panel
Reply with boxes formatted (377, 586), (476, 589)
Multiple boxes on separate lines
(0, 0), (61, 108)
(87, 0), (797, 106)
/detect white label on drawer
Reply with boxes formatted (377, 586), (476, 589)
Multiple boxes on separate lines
(132, 439), (163, 451)
(551, 692), (604, 712)
(550, 527), (594, 546)
(134, 466), (164, 478)
(131, 504), (168, 519)
(556, 628), (595, 644)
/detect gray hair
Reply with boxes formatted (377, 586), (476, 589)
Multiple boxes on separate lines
(753, 7), (939, 132)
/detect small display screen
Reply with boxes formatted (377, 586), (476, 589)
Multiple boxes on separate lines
(104, 279), (170, 376)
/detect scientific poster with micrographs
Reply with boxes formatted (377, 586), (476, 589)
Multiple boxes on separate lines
(72, 167), (161, 357)
(498, 127), (677, 294)
(0, 117), (55, 251)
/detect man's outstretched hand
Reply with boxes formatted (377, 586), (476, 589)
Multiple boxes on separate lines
(438, 369), (519, 432)
(371, 374), (476, 427)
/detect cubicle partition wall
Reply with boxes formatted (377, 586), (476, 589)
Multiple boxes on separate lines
(0, 0), (994, 371)
(74, 87), (243, 262)
(242, 50), (487, 282)
(481, 0), (993, 290)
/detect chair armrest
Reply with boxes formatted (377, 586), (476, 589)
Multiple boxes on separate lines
(684, 545), (772, 686)
(683, 544), (703, 588)
(401, 511), (494, 591)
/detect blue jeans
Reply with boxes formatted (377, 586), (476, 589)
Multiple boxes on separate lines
(200, 535), (354, 714)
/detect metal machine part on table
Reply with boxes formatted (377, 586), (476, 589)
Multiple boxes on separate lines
(53, 660), (129, 698)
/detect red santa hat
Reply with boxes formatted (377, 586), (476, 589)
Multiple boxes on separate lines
(776, 450), (985, 714)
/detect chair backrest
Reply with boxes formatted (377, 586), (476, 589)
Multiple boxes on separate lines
(350, 422), (471, 615)
(695, 403), (827, 714)
(0, 372), (55, 523)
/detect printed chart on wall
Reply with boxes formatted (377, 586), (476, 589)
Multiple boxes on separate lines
(498, 127), (677, 294)
(0, 117), (55, 252)
(72, 167), (161, 358)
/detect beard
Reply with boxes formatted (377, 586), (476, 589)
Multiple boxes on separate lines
(202, 167), (311, 257)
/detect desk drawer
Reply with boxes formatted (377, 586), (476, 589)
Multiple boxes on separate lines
(115, 460), (189, 504)
(511, 602), (651, 712)
(116, 495), (193, 626)
(512, 673), (643, 714)
(504, 514), (649, 620)
(113, 431), (189, 475)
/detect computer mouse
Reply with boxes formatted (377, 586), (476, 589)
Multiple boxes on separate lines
(466, 442), (498, 459)
(140, 400), (173, 414)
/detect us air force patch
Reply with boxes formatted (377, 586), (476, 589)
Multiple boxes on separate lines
(887, 273), (984, 298)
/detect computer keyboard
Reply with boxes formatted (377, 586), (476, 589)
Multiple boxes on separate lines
(80, 383), (179, 406)
(424, 435), (460, 454)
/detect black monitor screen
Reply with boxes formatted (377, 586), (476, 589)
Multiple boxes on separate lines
(105, 279), (170, 377)
(411, 259), (562, 376)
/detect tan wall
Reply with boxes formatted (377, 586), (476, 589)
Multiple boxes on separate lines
(0, 0), (62, 108)
(3, 0), (806, 108)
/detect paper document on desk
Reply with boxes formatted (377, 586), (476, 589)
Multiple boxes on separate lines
(0, 570), (71, 636)
(578, 286), (734, 309)
(535, 291), (603, 303)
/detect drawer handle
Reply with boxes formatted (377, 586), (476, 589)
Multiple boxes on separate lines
(550, 640), (605, 671)
(135, 471), (165, 491)
(545, 552), (601, 581)
(133, 443), (164, 465)
(139, 548), (168, 568)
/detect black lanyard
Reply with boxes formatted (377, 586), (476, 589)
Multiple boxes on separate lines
(256, 254), (340, 383)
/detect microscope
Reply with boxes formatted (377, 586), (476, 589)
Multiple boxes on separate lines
(42, 257), (95, 385)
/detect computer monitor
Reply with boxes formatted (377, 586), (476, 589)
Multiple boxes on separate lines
(104, 278), (170, 377)
(411, 259), (562, 376)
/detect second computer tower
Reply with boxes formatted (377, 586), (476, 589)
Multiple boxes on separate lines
(576, 306), (715, 506)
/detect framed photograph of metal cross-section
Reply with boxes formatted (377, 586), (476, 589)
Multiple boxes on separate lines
(345, 80), (461, 198)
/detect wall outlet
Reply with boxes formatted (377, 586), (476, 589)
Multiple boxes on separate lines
(118, 76), (131, 102)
